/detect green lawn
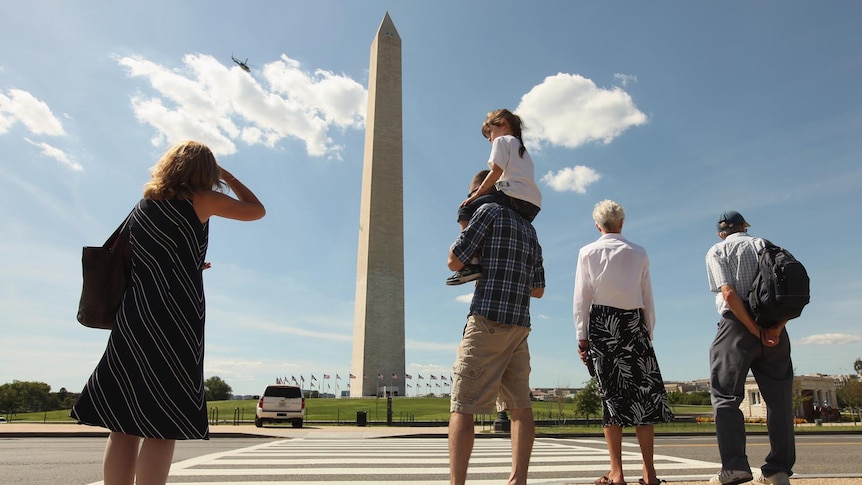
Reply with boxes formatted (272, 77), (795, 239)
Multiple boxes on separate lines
(7, 397), (688, 423)
(7, 398), (860, 435)
(7, 397), (455, 424)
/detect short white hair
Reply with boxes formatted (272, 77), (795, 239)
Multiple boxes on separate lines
(592, 199), (625, 231)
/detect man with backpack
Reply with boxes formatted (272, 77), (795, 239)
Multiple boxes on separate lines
(705, 211), (795, 485)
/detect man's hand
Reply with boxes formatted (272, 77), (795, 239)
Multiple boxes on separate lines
(760, 322), (787, 347)
(448, 250), (465, 271)
(720, 285), (760, 338)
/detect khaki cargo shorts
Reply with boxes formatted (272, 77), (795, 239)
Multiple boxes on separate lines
(450, 314), (532, 415)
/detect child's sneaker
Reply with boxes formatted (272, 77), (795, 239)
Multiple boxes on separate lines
(446, 264), (482, 285)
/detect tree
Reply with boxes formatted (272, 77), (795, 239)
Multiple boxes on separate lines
(0, 381), (52, 414)
(0, 383), (22, 415)
(837, 380), (862, 425)
(204, 376), (233, 401)
(572, 377), (602, 425)
(854, 358), (862, 376)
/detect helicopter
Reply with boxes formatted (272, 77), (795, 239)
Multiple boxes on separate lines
(231, 55), (250, 73)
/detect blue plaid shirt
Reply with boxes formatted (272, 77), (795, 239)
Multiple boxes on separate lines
(450, 203), (545, 327)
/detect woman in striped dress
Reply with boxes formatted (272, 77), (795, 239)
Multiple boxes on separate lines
(72, 141), (265, 485)
(573, 200), (673, 485)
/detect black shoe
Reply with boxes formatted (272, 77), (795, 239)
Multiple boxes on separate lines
(446, 264), (482, 285)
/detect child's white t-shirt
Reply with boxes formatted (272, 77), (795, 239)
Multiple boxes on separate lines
(488, 135), (542, 208)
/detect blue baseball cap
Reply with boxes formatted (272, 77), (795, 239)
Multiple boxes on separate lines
(717, 210), (750, 231)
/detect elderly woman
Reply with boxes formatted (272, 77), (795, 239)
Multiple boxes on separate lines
(573, 200), (673, 485)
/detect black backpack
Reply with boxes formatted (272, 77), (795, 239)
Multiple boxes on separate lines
(748, 239), (810, 327)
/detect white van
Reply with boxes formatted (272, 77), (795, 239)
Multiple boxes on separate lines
(255, 385), (305, 428)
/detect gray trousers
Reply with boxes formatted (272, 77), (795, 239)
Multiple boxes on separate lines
(709, 315), (795, 476)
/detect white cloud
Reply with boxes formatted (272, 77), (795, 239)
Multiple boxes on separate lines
(24, 138), (82, 171)
(796, 333), (862, 345)
(0, 111), (14, 133)
(116, 53), (366, 159)
(541, 165), (601, 193)
(614, 73), (638, 87)
(516, 73), (647, 149)
(0, 88), (66, 136)
(455, 293), (473, 303)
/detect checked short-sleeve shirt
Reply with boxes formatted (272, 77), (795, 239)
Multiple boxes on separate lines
(705, 232), (763, 315)
(450, 203), (545, 327)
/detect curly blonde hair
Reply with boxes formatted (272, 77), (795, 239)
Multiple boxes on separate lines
(143, 141), (224, 200)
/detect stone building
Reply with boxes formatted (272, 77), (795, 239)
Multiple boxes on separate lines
(741, 373), (838, 421)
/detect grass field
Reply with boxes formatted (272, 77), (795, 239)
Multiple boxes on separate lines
(7, 398), (860, 434)
(7, 398), (713, 424)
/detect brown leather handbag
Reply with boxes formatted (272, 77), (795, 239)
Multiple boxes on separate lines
(77, 214), (132, 329)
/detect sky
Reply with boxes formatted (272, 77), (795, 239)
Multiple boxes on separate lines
(1, 1), (861, 397)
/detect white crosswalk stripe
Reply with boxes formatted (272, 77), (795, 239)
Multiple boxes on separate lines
(140, 437), (721, 484)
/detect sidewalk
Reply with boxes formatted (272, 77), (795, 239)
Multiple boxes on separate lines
(666, 481), (859, 485)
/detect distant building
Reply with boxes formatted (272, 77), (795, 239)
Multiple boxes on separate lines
(664, 379), (710, 394)
(530, 387), (580, 401)
(740, 374), (837, 420)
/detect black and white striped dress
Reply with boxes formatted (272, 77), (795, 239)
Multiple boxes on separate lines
(72, 198), (210, 440)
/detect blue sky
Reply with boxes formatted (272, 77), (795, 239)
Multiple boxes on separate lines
(1, 1), (860, 396)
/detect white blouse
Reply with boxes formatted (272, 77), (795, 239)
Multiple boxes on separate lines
(573, 233), (656, 340)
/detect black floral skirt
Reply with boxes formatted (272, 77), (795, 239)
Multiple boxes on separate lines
(588, 304), (674, 427)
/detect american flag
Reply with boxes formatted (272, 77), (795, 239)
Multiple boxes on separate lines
(405, 373), (413, 379)
(336, 374), (341, 380)
(430, 375), (438, 380)
(311, 375), (317, 381)
(323, 374), (330, 379)
(291, 376), (298, 384)
(349, 373), (356, 379)
(418, 374), (424, 380)
(391, 373), (398, 379)
(377, 373), (384, 380)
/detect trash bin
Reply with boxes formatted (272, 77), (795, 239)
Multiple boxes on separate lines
(356, 410), (367, 427)
(493, 411), (511, 433)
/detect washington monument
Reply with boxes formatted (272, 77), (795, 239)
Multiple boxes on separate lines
(350, 13), (405, 397)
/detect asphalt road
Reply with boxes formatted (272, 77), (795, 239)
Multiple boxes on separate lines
(1, 432), (861, 484)
(0, 436), (274, 485)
